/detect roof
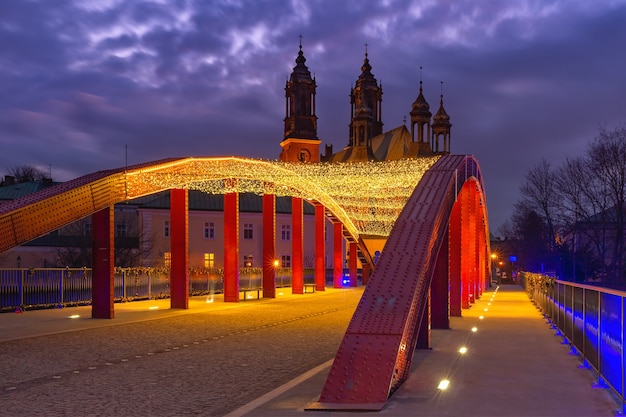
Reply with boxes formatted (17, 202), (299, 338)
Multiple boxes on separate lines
(328, 125), (431, 162)
(0, 179), (59, 202)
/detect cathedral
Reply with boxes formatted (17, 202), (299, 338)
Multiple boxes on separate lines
(279, 41), (452, 163)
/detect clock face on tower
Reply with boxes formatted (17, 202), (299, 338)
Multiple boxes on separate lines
(299, 149), (311, 162)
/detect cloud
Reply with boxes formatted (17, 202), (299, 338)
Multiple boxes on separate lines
(1, 0), (626, 232)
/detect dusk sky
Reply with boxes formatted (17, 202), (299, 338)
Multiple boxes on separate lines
(1, 0), (625, 232)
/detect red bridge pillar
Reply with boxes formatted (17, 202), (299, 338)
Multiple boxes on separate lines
(349, 242), (358, 287)
(362, 263), (371, 285)
(431, 230), (450, 328)
(449, 199), (462, 316)
(333, 222), (343, 288)
(170, 189), (189, 309)
(460, 184), (475, 309)
(91, 206), (114, 319)
(224, 191), (239, 302)
(315, 204), (326, 291)
(262, 193), (276, 298)
(291, 197), (304, 294)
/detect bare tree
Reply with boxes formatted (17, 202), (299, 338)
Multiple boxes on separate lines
(6, 165), (48, 183)
(585, 126), (626, 283)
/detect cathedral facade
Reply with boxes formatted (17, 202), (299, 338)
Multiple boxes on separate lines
(279, 42), (452, 163)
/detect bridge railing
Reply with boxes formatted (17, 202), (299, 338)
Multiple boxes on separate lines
(522, 272), (625, 412)
(0, 267), (302, 312)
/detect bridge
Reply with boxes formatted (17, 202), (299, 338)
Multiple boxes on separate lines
(0, 153), (489, 410)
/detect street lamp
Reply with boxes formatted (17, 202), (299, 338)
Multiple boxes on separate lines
(490, 253), (496, 286)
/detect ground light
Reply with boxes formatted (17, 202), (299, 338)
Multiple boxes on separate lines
(458, 346), (468, 354)
(479, 315), (484, 320)
(149, 306), (159, 310)
(471, 327), (478, 332)
(438, 379), (450, 390)
(68, 314), (80, 319)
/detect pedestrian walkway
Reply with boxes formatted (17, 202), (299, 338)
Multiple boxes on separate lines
(0, 286), (621, 416)
(228, 285), (621, 417)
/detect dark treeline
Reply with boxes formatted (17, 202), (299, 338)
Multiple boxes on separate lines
(500, 125), (626, 288)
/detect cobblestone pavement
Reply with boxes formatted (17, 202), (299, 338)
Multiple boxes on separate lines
(0, 289), (363, 417)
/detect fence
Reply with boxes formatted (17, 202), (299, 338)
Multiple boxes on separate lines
(522, 272), (625, 412)
(0, 267), (311, 312)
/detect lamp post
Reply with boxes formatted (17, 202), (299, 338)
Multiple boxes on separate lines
(490, 253), (496, 286)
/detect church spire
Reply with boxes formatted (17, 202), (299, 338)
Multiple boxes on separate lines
(280, 36), (321, 162)
(410, 66), (432, 145)
(346, 44), (382, 161)
(432, 81), (452, 154)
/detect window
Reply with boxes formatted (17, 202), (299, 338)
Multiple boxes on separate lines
(115, 222), (127, 238)
(281, 224), (291, 241)
(164, 220), (170, 238)
(244, 255), (253, 267)
(204, 253), (215, 268)
(204, 222), (215, 239)
(83, 222), (92, 236)
(243, 223), (253, 240)
(281, 255), (291, 268)
(164, 252), (171, 268)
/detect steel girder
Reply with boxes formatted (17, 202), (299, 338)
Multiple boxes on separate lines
(309, 155), (489, 411)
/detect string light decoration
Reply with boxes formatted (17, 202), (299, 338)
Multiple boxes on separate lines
(125, 156), (441, 239)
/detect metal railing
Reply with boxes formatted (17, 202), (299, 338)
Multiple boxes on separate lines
(522, 272), (625, 412)
(0, 267), (306, 312)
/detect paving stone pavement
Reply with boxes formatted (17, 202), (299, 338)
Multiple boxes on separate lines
(0, 288), (363, 417)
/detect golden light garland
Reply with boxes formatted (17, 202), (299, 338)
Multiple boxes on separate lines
(125, 156), (440, 238)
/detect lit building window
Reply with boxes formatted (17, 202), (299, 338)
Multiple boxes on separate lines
(204, 222), (215, 239)
(243, 223), (253, 240)
(164, 252), (171, 268)
(244, 255), (253, 267)
(281, 255), (291, 268)
(204, 253), (215, 268)
(164, 220), (170, 238)
(281, 224), (291, 241)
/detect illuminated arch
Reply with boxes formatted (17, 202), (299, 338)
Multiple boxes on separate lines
(0, 156), (441, 257)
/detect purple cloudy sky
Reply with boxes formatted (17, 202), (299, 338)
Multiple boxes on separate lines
(1, 0), (625, 232)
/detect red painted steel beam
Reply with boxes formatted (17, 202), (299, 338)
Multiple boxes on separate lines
(310, 155), (489, 411)
(449, 199), (462, 317)
(415, 289), (430, 349)
(262, 193), (277, 298)
(333, 222), (343, 288)
(223, 191), (239, 302)
(314, 204), (326, 291)
(361, 264), (371, 285)
(349, 242), (358, 287)
(291, 197), (304, 294)
(431, 229), (449, 328)
(91, 207), (114, 319)
(170, 189), (189, 309)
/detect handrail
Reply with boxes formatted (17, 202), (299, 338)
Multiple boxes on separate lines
(522, 272), (626, 413)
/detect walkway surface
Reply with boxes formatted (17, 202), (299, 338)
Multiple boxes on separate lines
(0, 285), (621, 416)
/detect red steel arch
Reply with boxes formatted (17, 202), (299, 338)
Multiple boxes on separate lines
(310, 154), (489, 410)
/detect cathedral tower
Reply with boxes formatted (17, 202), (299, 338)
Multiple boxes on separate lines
(279, 39), (321, 162)
(410, 68), (431, 145)
(432, 82), (452, 154)
(345, 47), (382, 161)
